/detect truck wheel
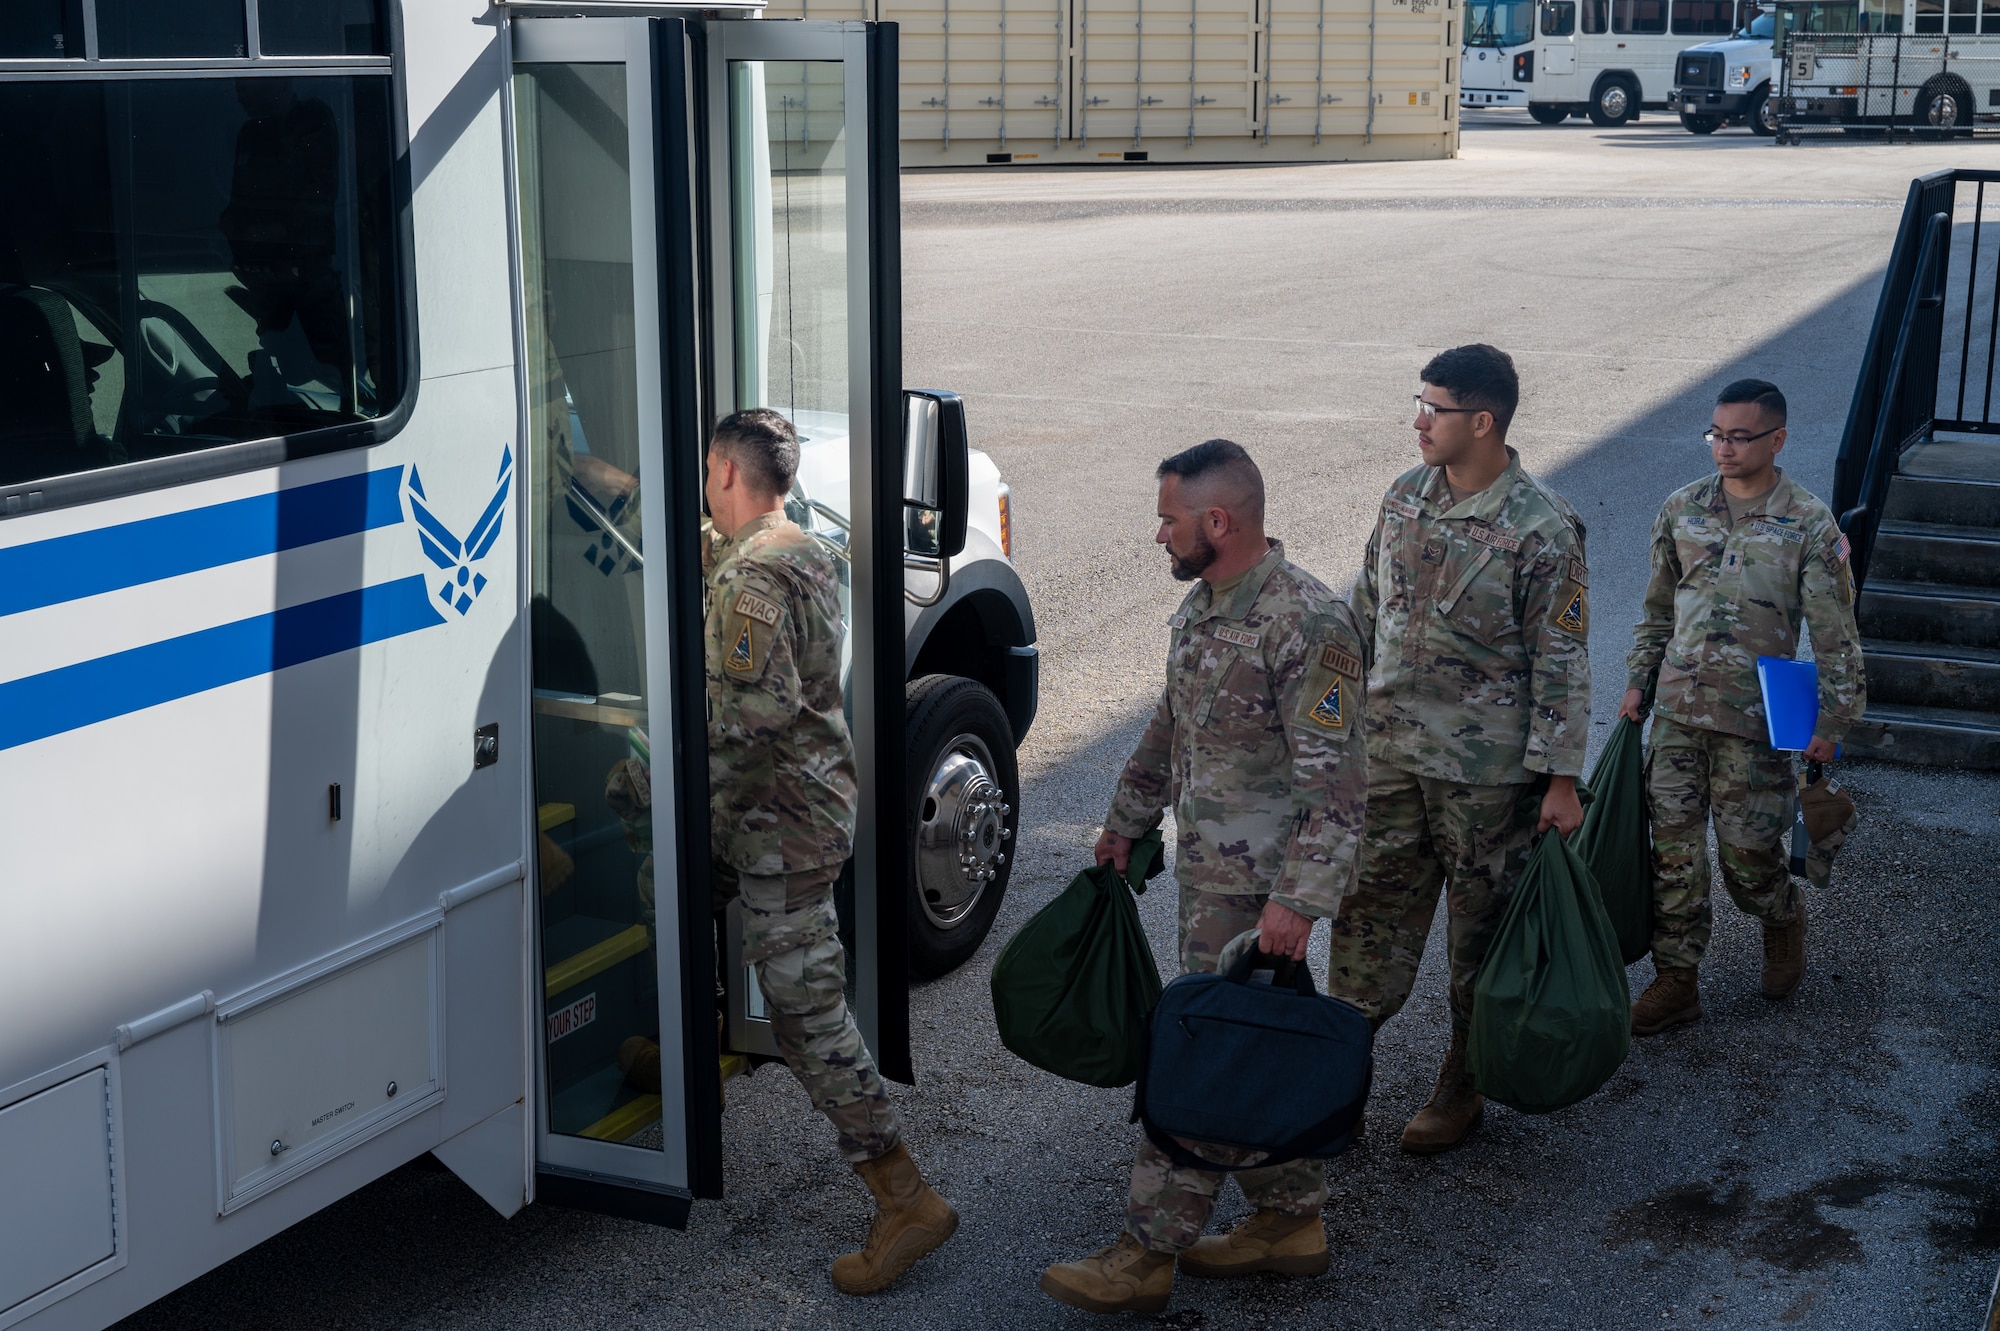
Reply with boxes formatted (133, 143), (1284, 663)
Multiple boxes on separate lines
(1589, 78), (1638, 128)
(1748, 86), (1779, 136)
(1528, 103), (1570, 125)
(1680, 111), (1722, 134)
(905, 674), (1019, 979)
(1916, 76), (1975, 137)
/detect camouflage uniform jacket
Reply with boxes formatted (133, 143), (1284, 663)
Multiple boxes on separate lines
(707, 511), (858, 876)
(1351, 450), (1592, 787)
(1105, 542), (1369, 919)
(1625, 469), (1864, 746)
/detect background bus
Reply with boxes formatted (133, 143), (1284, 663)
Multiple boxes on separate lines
(0, 4), (1034, 1328)
(1774, 0), (2000, 134)
(1464, 0), (1767, 123)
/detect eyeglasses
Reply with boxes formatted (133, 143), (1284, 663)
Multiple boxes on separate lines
(1414, 395), (1481, 423)
(1704, 425), (1781, 447)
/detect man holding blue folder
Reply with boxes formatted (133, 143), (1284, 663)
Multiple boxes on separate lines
(1621, 380), (1865, 1035)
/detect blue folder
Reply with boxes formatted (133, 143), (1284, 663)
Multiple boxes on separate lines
(1757, 656), (1819, 751)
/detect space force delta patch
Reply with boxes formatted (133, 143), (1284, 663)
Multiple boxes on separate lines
(1309, 677), (1346, 729)
(725, 622), (757, 672)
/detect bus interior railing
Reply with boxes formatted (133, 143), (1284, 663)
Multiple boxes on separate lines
(1834, 169), (2000, 586)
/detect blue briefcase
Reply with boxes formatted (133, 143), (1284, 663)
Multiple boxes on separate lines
(1135, 947), (1373, 1169)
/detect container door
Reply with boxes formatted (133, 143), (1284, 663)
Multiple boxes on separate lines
(702, 19), (912, 1086)
(514, 15), (715, 1220)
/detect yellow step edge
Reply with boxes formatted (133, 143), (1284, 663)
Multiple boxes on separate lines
(579, 1094), (661, 1142)
(537, 802), (577, 833)
(545, 924), (650, 996)
(720, 1053), (749, 1082)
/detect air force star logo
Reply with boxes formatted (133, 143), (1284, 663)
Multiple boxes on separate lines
(408, 447), (512, 616)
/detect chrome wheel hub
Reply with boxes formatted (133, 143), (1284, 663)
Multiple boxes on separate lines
(914, 734), (1011, 928)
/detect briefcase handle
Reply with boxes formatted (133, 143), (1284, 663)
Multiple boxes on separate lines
(1225, 945), (1317, 997)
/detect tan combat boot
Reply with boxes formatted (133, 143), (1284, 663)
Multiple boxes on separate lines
(1040, 1233), (1175, 1314)
(1631, 966), (1703, 1036)
(1179, 1209), (1329, 1278)
(1762, 898), (1807, 1000)
(830, 1143), (959, 1295)
(1400, 1028), (1484, 1156)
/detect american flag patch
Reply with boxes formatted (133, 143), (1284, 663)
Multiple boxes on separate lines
(1834, 533), (1851, 564)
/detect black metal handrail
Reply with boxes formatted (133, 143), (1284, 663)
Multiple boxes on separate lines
(1838, 209), (1948, 588)
(1833, 169), (2000, 589)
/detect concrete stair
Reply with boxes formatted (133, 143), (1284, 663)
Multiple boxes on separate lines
(1846, 438), (2000, 766)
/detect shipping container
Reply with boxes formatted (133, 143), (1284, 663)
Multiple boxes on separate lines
(762, 0), (1460, 162)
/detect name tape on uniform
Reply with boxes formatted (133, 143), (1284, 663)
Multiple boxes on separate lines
(1755, 519), (1806, 545)
(1319, 645), (1363, 679)
(1384, 497), (1423, 521)
(1467, 523), (1523, 554)
(733, 590), (783, 626)
(1215, 626), (1262, 649)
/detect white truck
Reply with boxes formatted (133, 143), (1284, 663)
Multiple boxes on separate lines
(1670, 10), (1781, 132)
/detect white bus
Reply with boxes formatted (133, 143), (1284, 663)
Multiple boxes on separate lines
(1463, 0), (1766, 123)
(1774, 0), (2000, 133)
(0, 3), (1037, 1327)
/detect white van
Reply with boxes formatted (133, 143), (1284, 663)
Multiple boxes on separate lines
(1671, 10), (1781, 132)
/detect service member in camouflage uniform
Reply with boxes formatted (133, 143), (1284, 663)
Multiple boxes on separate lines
(1039, 439), (1370, 1317)
(1328, 343), (1591, 1156)
(622, 410), (956, 1295)
(1621, 379), (1864, 1034)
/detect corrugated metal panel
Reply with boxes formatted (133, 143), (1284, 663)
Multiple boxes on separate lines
(757, 0), (1456, 162)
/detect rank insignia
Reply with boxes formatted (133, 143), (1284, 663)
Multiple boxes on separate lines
(725, 621), (755, 672)
(1309, 677), (1346, 729)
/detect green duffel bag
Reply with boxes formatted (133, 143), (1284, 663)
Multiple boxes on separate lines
(990, 831), (1165, 1088)
(1467, 825), (1630, 1115)
(1577, 714), (1653, 966)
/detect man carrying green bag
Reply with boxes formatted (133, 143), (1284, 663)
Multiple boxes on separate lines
(990, 831), (1166, 1088)
(1467, 818), (1631, 1114)
(1576, 709), (1652, 967)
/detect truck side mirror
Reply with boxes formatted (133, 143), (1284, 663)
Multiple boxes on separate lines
(903, 389), (970, 560)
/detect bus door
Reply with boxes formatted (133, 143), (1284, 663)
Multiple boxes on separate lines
(510, 14), (908, 1223)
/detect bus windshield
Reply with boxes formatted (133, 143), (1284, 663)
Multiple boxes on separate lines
(1466, 0), (1537, 46)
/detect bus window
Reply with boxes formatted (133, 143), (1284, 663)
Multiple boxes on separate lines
(95, 0), (248, 59)
(0, 2), (78, 57)
(1672, 0), (1738, 32)
(259, 0), (386, 56)
(1543, 1), (1578, 34)
(1467, 0), (1537, 46)
(1612, 0), (1669, 31)
(1583, 0), (1609, 32)
(1915, 0), (1943, 30)
(0, 75), (405, 488)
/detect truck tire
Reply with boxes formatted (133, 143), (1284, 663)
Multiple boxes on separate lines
(1528, 103), (1570, 125)
(905, 674), (1019, 979)
(1748, 86), (1779, 136)
(1916, 75), (1975, 137)
(1589, 77), (1638, 127)
(1680, 111), (1722, 134)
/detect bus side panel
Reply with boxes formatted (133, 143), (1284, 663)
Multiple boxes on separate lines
(0, 5), (531, 1325)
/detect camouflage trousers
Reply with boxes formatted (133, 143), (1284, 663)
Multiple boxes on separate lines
(1646, 716), (1799, 972)
(720, 863), (903, 1165)
(1324, 757), (1540, 1032)
(1124, 887), (1328, 1254)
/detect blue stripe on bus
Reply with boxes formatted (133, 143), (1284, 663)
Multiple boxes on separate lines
(0, 467), (407, 620)
(0, 575), (445, 752)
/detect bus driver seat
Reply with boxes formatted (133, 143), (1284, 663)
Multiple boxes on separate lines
(0, 285), (105, 487)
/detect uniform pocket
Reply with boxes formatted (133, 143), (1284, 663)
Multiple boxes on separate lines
(1435, 550), (1519, 648)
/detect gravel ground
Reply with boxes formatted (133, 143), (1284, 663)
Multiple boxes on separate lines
(118, 112), (2000, 1330)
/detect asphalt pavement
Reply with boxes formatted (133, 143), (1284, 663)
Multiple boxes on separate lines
(119, 111), (2000, 1331)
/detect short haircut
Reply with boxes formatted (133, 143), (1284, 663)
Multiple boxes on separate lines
(711, 407), (799, 496)
(1717, 378), (1787, 425)
(1421, 343), (1520, 436)
(1157, 438), (1265, 523)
